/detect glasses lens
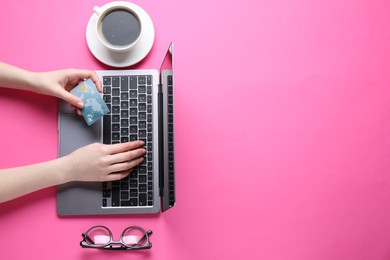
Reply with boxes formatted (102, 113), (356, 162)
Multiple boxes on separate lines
(85, 226), (111, 246)
(122, 227), (148, 247)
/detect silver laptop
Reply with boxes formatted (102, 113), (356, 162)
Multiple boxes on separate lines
(57, 43), (175, 215)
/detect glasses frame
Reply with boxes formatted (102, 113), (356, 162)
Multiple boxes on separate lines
(80, 225), (153, 250)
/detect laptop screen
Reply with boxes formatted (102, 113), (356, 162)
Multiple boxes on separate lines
(159, 43), (175, 211)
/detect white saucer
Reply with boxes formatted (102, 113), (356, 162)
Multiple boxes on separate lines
(86, 1), (155, 67)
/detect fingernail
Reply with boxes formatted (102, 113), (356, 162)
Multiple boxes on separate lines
(77, 101), (84, 108)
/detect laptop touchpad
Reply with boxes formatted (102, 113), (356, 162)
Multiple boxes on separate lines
(59, 113), (102, 156)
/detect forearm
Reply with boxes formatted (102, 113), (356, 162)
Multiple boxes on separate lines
(0, 141), (146, 203)
(0, 157), (72, 203)
(0, 62), (37, 91)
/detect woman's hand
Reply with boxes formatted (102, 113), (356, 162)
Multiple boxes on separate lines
(63, 141), (146, 182)
(0, 63), (101, 114)
(31, 69), (102, 113)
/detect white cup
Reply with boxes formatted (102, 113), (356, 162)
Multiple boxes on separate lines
(94, 5), (143, 52)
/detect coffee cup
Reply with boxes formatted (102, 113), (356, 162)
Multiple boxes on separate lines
(94, 5), (143, 52)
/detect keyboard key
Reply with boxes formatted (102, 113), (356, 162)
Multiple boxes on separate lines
(103, 86), (111, 94)
(121, 128), (129, 136)
(148, 192), (153, 200)
(112, 97), (120, 105)
(130, 125), (138, 133)
(103, 189), (111, 198)
(139, 85), (146, 93)
(130, 180), (138, 188)
(121, 110), (128, 117)
(121, 92), (129, 100)
(112, 106), (120, 114)
(138, 76), (146, 84)
(139, 130), (146, 138)
(130, 76), (137, 89)
(112, 124), (120, 131)
(139, 94), (146, 102)
(130, 117), (137, 124)
(103, 115), (111, 144)
(139, 175), (147, 183)
(112, 115), (120, 123)
(139, 193), (147, 206)
(112, 88), (120, 96)
(139, 121), (146, 129)
(130, 108), (137, 116)
(112, 133), (120, 141)
(112, 77), (119, 87)
(130, 99), (137, 107)
(130, 189), (138, 197)
(139, 184), (147, 192)
(121, 181), (129, 190)
(139, 112), (146, 120)
(139, 103), (146, 111)
(121, 191), (129, 200)
(121, 119), (129, 127)
(103, 77), (111, 85)
(121, 101), (129, 109)
(130, 90), (137, 98)
(112, 187), (120, 206)
(130, 198), (138, 206)
(121, 77), (128, 91)
(103, 95), (111, 103)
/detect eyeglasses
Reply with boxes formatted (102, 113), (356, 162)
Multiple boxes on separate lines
(80, 225), (152, 250)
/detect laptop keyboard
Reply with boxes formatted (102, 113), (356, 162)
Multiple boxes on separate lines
(101, 75), (154, 208)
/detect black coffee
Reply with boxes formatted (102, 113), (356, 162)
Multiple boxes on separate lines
(100, 9), (141, 47)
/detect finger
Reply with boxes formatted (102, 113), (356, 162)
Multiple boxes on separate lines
(90, 72), (103, 92)
(77, 108), (82, 116)
(109, 148), (146, 165)
(69, 69), (102, 92)
(103, 171), (131, 182)
(58, 89), (84, 108)
(109, 157), (145, 172)
(106, 141), (145, 155)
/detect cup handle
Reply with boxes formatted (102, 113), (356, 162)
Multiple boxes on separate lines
(93, 6), (102, 17)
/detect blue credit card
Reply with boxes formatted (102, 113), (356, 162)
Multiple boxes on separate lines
(70, 78), (109, 126)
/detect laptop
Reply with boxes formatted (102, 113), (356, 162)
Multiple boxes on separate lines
(57, 43), (175, 215)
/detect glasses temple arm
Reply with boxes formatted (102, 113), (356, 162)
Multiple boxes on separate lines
(82, 233), (95, 245)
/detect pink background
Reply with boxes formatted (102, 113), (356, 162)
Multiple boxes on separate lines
(1, 0), (390, 259)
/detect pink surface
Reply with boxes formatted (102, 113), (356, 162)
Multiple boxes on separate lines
(1, 0), (390, 259)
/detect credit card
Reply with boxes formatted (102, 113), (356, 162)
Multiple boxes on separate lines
(70, 78), (109, 126)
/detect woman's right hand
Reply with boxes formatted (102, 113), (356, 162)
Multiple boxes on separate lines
(63, 141), (146, 182)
